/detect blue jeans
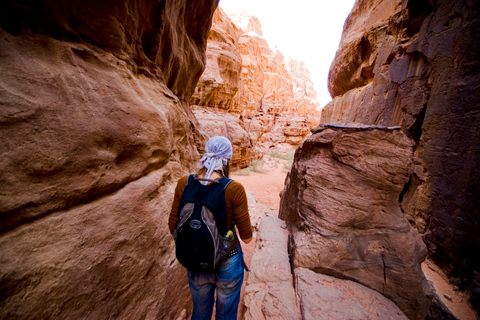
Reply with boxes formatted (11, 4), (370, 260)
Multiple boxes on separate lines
(187, 250), (245, 320)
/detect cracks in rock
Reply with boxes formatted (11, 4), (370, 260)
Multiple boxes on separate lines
(405, 0), (436, 36)
(286, 230), (305, 320)
(295, 273), (306, 320)
(399, 175), (412, 206)
(406, 103), (427, 143)
(382, 252), (387, 295)
(287, 233), (296, 277)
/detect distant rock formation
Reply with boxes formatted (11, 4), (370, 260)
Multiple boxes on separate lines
(0, 0), (218, 318)
(321, 0), (480, 315)
(280, 124), (432, 319)
(190, 7), (321, 167)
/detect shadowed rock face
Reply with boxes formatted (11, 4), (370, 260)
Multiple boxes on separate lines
(321, 0), (480, 313)
(0, 0), (214, 101)
(0, 0), (218, 318)
(280, 124), (432, 319)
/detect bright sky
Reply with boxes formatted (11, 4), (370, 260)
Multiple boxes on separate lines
(219, 0), (356, 109)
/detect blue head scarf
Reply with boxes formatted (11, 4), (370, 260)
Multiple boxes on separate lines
(199, 136), (232, 182)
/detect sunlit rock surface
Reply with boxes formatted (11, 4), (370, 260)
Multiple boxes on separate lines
(190, 8), (243, 111)
(321, 0), (480, 313)
(0, 0), (218, 318)
(191, 106), (262, 169)
(280, 124), (432, 319)
(190, 7), (321, 167)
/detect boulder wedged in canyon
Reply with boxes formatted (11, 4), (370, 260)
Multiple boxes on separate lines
(0, 0), (218, 318)
(190, 7), (321, 167)
(321, 0), (480, 312)
(279, 124), (432, 319)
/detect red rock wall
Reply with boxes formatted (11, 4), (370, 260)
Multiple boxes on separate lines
(280, 124), (432, 319)
(0, 0), (218, 318)
(322, 0), (480, 314)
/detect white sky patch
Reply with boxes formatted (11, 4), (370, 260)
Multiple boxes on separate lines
(219, 0), (356, 109)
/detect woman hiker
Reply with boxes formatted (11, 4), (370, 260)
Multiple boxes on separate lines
(169, 136), (253, 320)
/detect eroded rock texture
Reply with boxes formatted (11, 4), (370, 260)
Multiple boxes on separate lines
(191, 105), (260, 168)
(321, 0), (480, 313)
(190, 8), (321, 167)
(0, 0), (218, 318)
(295, 268), (408, 320)
(280, 125), (432, 319)
(244, 212), (411, 320)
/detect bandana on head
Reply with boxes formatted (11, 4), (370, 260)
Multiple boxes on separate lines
(199, 136), (232, 183)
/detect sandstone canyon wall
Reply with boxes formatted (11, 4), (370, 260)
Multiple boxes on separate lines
(280, 124), (432, 319)
(190, 8), (321, 168)
(0, 0), (219, 318)
(318, 0), (480, 316)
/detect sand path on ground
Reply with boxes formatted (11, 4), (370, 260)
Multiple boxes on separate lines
(232, 159), (289, 208)
(230, 159), (288, 319)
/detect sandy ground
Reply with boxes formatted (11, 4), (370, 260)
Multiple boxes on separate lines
(231, 158), (476, 320)
(422, 262), (476, 320)
(231, 158), (288, 319)
(232, 159), (289, 208)
(232, 157), (289, 269)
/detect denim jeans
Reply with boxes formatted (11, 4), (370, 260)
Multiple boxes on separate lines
(187, 250), (245, 320)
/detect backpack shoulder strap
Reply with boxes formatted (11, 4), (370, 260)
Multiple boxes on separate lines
(186, 174), (196, 185)
(193, 175), (220, 185)
(218, 177), (233, 190)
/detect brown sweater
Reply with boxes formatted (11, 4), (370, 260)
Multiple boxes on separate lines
(169, 176), (253, 244)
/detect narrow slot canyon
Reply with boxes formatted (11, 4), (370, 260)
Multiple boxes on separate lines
(0, 0), (479, 319)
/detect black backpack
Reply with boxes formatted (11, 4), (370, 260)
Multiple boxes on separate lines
(174, 174), (236, 273)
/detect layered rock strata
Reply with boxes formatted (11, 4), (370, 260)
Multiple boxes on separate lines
(279, 124), (432, 320)
(190, 8), (321, 167)
(321, 0), (480, 313)
(0, 0), (218, 318)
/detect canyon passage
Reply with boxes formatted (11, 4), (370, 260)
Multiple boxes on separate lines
(0, 0), (479, 319)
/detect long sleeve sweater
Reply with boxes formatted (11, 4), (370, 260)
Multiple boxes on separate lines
(169, 176), (253, 244)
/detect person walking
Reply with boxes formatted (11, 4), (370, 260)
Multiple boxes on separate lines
(169, 136), (253, 320)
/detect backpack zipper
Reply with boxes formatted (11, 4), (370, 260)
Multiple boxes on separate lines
(202, 209), (217, 268)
